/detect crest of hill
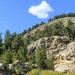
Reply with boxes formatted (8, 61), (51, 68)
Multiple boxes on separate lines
(23, 17), (75, 38)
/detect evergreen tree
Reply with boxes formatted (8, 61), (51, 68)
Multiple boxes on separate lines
(48, 18), (52, 22)
(4, 30), (12, 50)
(35, 24), (39, 28)
(28, 28), (31, 33)
(67, 20), (73, 27)
(12, 35), (24, 52)
(32, 25), (35, 30)
(40, 50), (46, 69)
(35, 47), (46, 69)
(0, 33), (3, 54)
(67, 13), (72, 17)
(17, 46), (27, 63)
(40, 21), (45, 25)
(4, 30), (10, 40)
(21, 30), (27, 36)
(52, 21), (64, 36)
(66, 20), (74, 40)
(12, 32), (16, 38)
(35, 47), (41, 69)
(47, 54), (54, 70)
(3, 49), (12, 64)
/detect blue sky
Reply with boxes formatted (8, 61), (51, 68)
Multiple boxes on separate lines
(0, 0), (75, 41)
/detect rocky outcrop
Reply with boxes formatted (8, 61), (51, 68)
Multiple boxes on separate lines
(54, 61), (75, 73)
(8, 60), (29, 74)
(28, 36), (70, 58)
(0, 60), (36, 75)
(27, 36), (75, 73)
(7, 60), (35, 75)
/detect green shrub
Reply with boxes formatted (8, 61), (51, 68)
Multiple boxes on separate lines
(2, 62), (7, 70)
(16, 65), (22, 72)
(40, 70), (66, 75)
(27, 69), (38, 75)
(0, 54), (4, 62)
(27, 69), (66, 75)
(11, 64), (16, 74)
(28, 61), (33, 69)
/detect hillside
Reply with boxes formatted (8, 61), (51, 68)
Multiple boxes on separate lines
(0, 0), (75, 74)
(0, 15), (75, 75)
(23, 17), (75, 38)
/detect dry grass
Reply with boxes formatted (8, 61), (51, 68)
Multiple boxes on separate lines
(67, 69), (75, 75)
(27, 68), (75, 75)
(27, 69), (66, 75)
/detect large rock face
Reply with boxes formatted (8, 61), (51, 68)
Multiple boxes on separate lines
(28, 36), (75, 73)
(28, 36), (71, 58)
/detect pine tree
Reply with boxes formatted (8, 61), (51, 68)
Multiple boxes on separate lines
(47, 54), (54, 70)
(28, 28), (31, 33)
(35, 47), (46, 70)
(17, 46), (27, 63)
(40, 50), (46, 69)
(3, 49), (12, 64)
(12, 35), (24, 52)
(0, 33), (3, 54)
(4, 30), (12, 50)
(4, 30), (10, 40)
(48, 18), (52, 22)
(40, 21), (45, 25)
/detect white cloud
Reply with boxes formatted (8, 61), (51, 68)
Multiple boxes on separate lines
(28, 1), (53, 19)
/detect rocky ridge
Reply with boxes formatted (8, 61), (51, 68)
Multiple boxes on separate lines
(23, 17), (75, 38)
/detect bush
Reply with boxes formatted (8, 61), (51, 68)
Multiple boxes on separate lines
(27, 69), (38, 75)
(28, 61), (33, 69)
(2, 62), (7, 70)
(11, 64), (16, 74)
(16, 65), (22, 72)
(27, 69), (66, 75)
(0, 54), (5, 62)
(40, 70), (65, 75)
